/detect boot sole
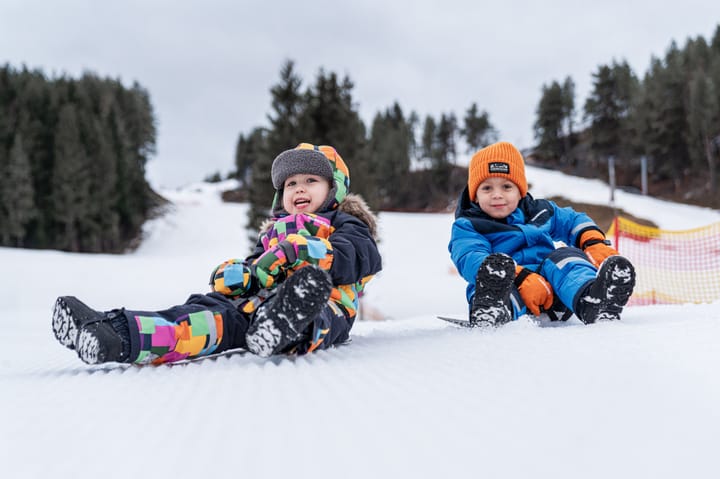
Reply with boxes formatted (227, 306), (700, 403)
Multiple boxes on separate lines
(76, 327), (102, 364)
(603, 256), (636, 302)
(246, 267), (332, 357)
(583, 256), (636, 323)
(76, 321), (127, 365)
(470, 254), (515, 326)
(52, 296), (99, 350)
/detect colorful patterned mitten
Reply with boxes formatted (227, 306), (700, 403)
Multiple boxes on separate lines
(209, 259), (254, 296)
(252, 233), (334, 288)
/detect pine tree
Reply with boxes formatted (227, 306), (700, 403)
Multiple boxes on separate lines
(0, 146), (5, 238)
(583, 61), (639, 164)
(637, 44), (690, 187)
(107, 80), (158, 247)
(69, 76), (119, 252)
(421, 115), (438, 167)
(367, 102), (412, 207)
(0, 133), (36, 246)
(247, 60), (303, 245)
(234, 127), (264, 185)
(246, 141), (273, 246)
(87, 115), (121, 251)
(436, 113), (458, 166)
(298, 68), (370, 203)
(533, 81), (566, 162)
(51, 104), (90, 252)
(267, 60), (303, 147)
(0, 65), (12, 142)
(435, 113), (459, 198)
(686, 71), (719, 194)
(712, 24), (720, 54)
(560, 76), (576, 163)
(407, 110), (420, 163)
(300, 70), (367, 167)
(461, 102), (497, 153)
(12, 69), (54, 248)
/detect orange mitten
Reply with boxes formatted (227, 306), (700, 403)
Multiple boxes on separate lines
(514, 266), (553, 316)
(579, 230), (619, 268)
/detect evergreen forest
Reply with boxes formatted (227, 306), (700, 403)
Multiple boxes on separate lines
(0, 66), (159, 252)
(532, 26), (720, 206)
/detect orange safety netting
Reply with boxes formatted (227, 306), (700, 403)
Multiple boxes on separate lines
(607, 217), (720, 306)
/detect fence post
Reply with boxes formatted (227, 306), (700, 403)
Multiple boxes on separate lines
(613, 216), (620, 250)
(608, 156), (616, 206)
(641, 156), (648, 195)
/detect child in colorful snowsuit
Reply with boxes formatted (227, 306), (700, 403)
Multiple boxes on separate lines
(449, 141), (636, 326)
(52, 143), (382, 364)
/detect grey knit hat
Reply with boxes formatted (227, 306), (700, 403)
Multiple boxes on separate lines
(271, 148), (334, 189)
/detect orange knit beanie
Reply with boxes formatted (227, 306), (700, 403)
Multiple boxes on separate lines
(468, 141), (528, 201)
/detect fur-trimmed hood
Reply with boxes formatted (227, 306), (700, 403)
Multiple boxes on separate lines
(338, 193), (378, 239)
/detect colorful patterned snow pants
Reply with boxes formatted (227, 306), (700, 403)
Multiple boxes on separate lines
(121, 292), (352, 364)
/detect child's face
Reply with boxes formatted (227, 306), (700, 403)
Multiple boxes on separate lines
(475, 177), (522, 219)
(282, 174), (332, 214)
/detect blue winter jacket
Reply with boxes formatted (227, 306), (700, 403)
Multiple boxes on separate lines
(449, 186), (602, 302)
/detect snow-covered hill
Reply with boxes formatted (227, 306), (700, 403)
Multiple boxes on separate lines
(1, 168), (719, 479)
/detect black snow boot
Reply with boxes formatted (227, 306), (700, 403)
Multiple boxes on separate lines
(575, 256), (636, 324)
(52, 296), (131, 364)
(470, 253), (516, 327)
(245, 265), (332, 357)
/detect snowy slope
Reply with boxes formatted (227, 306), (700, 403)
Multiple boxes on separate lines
(1, 171), (719, 479)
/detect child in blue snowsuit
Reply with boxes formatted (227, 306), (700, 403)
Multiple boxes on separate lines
(51, 143), (382, 364)
(449, 141), (636, 326)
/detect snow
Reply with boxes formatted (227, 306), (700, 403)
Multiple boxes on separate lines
(2, 170), (720, 479)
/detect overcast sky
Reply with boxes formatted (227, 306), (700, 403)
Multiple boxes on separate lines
(1, 0), (718, 188)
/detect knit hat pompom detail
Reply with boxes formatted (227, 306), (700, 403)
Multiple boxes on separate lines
(468, 141), (528, 201)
